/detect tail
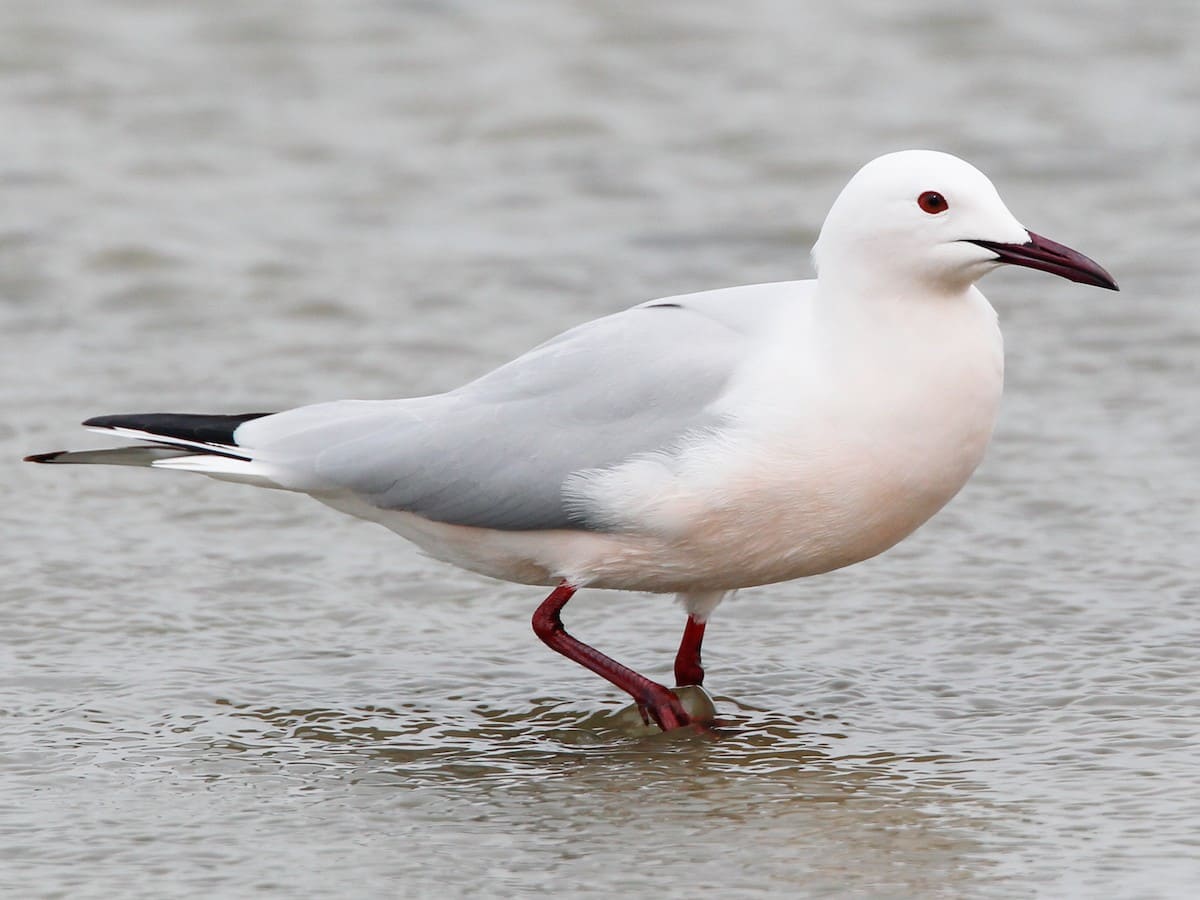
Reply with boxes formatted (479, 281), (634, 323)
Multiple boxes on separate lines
(25, 412), (278, 485)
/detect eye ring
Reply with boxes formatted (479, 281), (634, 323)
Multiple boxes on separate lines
(918, 191), (949, 214)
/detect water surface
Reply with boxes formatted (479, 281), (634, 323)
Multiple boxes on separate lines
(3, 1), (1198, 897)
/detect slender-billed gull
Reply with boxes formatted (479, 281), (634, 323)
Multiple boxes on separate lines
(26, 151), (1118, 731)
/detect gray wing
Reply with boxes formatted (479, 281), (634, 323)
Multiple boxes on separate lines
(240, 302), (748, 531)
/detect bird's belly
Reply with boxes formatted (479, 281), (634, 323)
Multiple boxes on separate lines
(659, 432), (988, 588)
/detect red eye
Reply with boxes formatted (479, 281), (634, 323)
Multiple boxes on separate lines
(918, 191), (949, 214)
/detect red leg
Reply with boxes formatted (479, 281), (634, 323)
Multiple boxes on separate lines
(532, 583), (692, 731)
(673, 615), (707, 686)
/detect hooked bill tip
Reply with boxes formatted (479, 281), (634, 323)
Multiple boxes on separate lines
(969, 232), (1118, 291)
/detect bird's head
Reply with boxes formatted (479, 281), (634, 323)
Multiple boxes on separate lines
(812, 150), (1118, 297)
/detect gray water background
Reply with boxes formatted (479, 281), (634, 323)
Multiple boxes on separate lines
(2, 1), (1198, 897)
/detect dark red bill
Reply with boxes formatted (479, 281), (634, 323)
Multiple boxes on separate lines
(968, 231), (1118, 290)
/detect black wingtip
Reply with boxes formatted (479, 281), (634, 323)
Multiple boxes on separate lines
(81, 411), (273, 445)
(24, 451), (66, 463)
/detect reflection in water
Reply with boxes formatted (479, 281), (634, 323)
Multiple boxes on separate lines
(168, 695), (1000, 894)
(212, 692), (960, 790)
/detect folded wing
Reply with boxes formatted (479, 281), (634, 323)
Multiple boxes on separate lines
(239, 302), (748, 531)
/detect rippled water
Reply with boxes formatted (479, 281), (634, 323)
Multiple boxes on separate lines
(3, 1), (1198, 897)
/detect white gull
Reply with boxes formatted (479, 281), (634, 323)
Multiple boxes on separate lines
(26, 150), (1118, 731)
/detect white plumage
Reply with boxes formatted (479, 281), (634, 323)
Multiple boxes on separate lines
(27, 150), (1117, 729)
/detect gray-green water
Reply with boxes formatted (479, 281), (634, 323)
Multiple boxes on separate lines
(3, 1), (1198, 897)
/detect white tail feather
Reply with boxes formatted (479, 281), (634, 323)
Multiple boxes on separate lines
(151, 454), (279, 487)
